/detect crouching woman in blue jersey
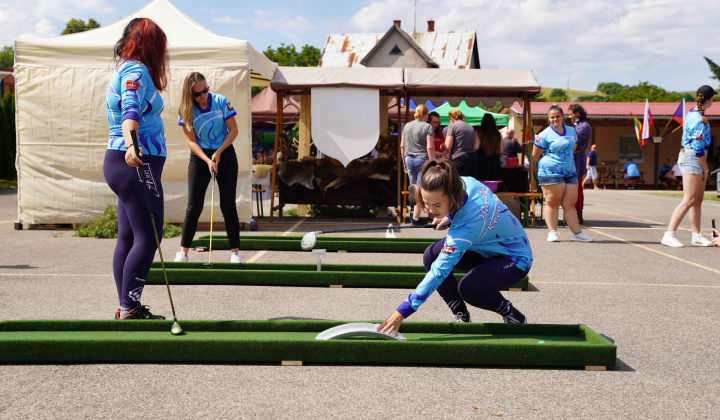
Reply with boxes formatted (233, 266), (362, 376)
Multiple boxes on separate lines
(174, 72), (241, 263)
(378, 160), (533, 336)
(103, 18), (168, 319)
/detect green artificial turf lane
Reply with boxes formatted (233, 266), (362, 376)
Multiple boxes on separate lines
(147, 263), (530, 290)
(191, 235), (439, 252)
(0, 320), (616, 367)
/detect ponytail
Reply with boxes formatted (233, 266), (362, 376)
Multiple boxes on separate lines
(416, 159), (465, 213)
(697, 95), (709, 125)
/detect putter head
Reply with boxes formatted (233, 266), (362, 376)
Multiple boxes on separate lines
(300, 232), (318, 250)
(170, 321), (184, 336)
(195, 247), (208, 252)
(203, 262), (213, 268)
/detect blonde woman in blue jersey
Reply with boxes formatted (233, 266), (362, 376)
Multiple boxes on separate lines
(378, 160), (533, 336)
(532, 104), (593, 243)
(661, 85), (716, 247)
(175, 72), (241, 262)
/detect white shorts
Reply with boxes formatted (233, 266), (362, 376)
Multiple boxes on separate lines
(586, 166), (597, 180)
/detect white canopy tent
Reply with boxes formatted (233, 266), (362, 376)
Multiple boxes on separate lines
(13, 0), (277, 225)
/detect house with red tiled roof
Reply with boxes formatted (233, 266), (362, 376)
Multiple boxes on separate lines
(512, 102), (719, 188)
(0, 68), (13, 96)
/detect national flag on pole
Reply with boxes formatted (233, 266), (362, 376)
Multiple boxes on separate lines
(640, 99), (653, 148)
(672, 99), (685, 126)
(632, 113), (642, 147)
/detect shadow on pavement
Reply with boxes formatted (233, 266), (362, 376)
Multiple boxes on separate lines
(582, 220), (659, 228)
(0, 188), (18, 196)
(0, 265), (36, 270)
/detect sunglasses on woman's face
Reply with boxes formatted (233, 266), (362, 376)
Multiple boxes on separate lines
(192, 85), (209, 98)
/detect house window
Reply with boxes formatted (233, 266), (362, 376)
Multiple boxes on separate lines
(618, 135), (644, 162)
(389, 44), (403, 55)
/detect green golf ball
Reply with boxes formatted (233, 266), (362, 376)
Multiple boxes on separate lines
(538, 340), (546, 344)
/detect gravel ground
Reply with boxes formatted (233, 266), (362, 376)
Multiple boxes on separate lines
(1, 188), (719, 419)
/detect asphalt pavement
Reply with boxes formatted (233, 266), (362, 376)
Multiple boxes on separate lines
(1, 187), (719, 419)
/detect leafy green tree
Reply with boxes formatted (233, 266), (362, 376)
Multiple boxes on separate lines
(609, 81), (680, 102)
(61, 18), (100, 35)
(0, 46), (13, 68)
(704, 56), (720, 83)
(0, 93), (16, 180)
(576, 95), (609, 102)
(263, 43), (321, 67)
(597, 82), (625, 96)
(548, 88), (567, 102)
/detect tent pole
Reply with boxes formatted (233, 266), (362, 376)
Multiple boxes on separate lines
(396, 93), (403, 223)
(523, 93), (535, 226)
(402, 93), (410, 223)
(270, 89), (283, 222)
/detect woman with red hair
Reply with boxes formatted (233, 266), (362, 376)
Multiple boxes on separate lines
(103, 18), (169, 320)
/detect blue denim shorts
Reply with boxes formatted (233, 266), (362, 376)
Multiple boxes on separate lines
(404, 155), (427, 185)
(538, 175), (578, 186)
(678, 148), (705, 175)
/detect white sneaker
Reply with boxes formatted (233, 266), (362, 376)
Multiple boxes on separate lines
(570, 231), (594, 242)
(546, 230), (559, 242)
(174, 251), (188, 262)
(230, 252), (242, 263)
(691, 233), (712, 247)
(661, 232), (684, 248)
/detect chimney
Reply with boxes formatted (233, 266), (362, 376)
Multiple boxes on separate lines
(393, 20), (401, 28)
(427, 20), (435, 32)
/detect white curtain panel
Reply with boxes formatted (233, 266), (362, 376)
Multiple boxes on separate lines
(311, 87), (379, 167)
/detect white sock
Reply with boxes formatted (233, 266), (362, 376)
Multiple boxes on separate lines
(119, 307), (131, 318)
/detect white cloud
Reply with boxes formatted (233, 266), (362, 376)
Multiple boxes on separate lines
(347, 0), (720, 91)
(0, 0), (115, 45)
(251, 10), (314, 44)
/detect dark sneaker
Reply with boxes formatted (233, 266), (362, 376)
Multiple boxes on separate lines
(452, 312), (471, 323)
(116, 305), (165, 320)
(503, 307), (527, 324)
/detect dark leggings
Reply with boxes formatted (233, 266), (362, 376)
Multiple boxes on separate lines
(423, 239), (529, 315)
(575, 174), (584, 214)
(180, 145), (240, 249)
(103, 150), (165, 309)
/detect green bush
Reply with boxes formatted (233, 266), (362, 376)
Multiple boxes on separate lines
(74, 205), (182, 238)
(0, 92), (17, 180)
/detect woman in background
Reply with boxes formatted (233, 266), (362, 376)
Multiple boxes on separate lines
(475, 113), (502, 181)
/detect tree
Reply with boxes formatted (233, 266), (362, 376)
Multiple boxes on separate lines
(548, 88), (567, 102)
(263, 43), (321, 67)
(609, 81), (680, 102)
(597, 82), (625, 96)
(61, 18), (100, 35)
(704, 56), (720, 82)
(0, 46), (12, 68)
(576, 95), (609, 102)
(0, 93), (16, 180)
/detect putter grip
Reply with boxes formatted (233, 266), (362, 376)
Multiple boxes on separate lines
(130, 130), (141, 159)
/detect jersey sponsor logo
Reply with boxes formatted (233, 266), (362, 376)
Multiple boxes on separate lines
(442, 245), (455, 254)
(696, 135), (703, 140)
(535, 135), (541, 143)
(226, 102), (234, 112)
(126, 80), (139, 90)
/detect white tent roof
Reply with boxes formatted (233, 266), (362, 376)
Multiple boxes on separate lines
(14, 0), (276, 78)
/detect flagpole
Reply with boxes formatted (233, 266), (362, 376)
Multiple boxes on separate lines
(659, 116), (674, 138)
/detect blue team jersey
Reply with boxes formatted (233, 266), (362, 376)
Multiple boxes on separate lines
(178, 93), (237, 149)
(534, 125), (577, 177)
(681, 110), (711, 157)
(106, 60), (166, 156)
(396, 177), (533, 317)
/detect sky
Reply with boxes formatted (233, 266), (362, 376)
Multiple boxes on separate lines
(1, 0), (719, 92)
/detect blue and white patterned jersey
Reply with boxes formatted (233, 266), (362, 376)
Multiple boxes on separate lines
(178, 93), (237, 150)
(106, 60), (166, 156)
(682, 110), (711, 158)
(534, 125), (577, 178)
(396, 177), (533, 318)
